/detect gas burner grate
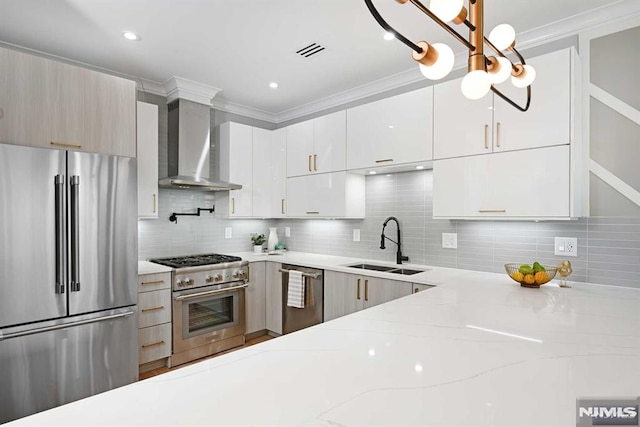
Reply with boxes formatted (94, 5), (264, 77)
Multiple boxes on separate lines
(149, 253), (242, 269)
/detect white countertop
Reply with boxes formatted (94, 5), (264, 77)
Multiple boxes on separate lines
(137, 260), (172, 275)
(13, 254), (640, 426)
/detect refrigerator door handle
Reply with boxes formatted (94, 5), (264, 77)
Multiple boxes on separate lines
(70, 175), (80, 292)
(54, 175), (65, 294)
(0, 310), (135, 341)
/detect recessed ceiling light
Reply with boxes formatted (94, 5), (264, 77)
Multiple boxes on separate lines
(416, 166), (424, 170)
(388, 125), (395, 129)
(368, 171), (377, 175)
(269, 82), (279, 89)
(384, 32), (395, 41)
(122, 31), (141, 41)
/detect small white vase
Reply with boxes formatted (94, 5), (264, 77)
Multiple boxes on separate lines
(267, 227), (278, 251)
(253, 245), (263, 254)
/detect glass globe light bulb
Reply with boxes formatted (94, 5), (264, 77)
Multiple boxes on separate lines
(511, 64), (536, 88)
(488, 24), (516, 50)
(461, 70), (491, 100)
(488, 56), (512, 84)
(418, 43), (454, 80)
(429, 0), (464, 22)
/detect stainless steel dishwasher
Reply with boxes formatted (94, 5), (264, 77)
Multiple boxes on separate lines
(281, 264), (324, 334)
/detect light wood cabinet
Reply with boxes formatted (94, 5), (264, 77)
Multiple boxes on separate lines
(247, 262), (267, 335)
(286, 172), (365, 218)
(433, 145), (571, 219)
(286, 111), (346, 177)
(137, 102), (159, 218)
(433, 48), (576, 160)
(0, 45), (136, 157)
(265, 262), (283, 335)
(346, 87), (433, 170)
(324, 271), (412, 322)
(137, 272), (172, 371)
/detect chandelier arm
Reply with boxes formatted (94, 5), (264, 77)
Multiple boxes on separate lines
(364, 0), (424, 53)
(463, 19), (476, 32)
(407, 0), (475, 51)
(484, 37), (518, 72)
(490, 84), (531, 112)
(509, 46), (527, 65)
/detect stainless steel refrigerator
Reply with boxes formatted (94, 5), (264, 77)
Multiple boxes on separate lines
(0, 143), (138, 423)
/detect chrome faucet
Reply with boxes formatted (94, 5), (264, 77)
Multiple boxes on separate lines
(380, 216), (409, 265)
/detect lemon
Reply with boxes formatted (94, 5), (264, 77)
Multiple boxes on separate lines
(511, 271), (524, 282)
(524, 274), (536, 285)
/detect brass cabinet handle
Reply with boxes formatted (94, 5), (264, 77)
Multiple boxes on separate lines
(51, 141), (82, 149)
(364, 279), (369, 301)
(478, 209), (506, 213)
(306, 211), (319, 214)
(281, 199), (285, 215)
(414, 288), (419, 294)
(313, 154), (317, 171)
(232, 198), (235, 214)
(141, 305), (165, 313)
(141, 280), (164, 285)
(375, 159), (393, 163)
(356, 279), (361, 300)
(496, 122), (501, 148)
(153, 194), (157, 214)
(484, 125), (489, 149)
(141, 340), (165, 349)
(308, 155), (312, 172)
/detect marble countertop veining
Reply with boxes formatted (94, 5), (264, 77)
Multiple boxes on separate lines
(13, 253), (640, 426)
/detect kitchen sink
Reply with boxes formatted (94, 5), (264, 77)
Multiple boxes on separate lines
(346, 263), (397, 272)
(346, 263), (427, 275)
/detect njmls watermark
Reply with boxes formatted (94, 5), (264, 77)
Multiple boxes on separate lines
(577, 397), (639, 426)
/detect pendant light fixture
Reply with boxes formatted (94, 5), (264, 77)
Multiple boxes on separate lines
(364, 0), (534, 111)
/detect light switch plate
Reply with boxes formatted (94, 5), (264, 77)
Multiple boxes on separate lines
(442, 233), (457, 249)
(285, 227), (291, 237)
(353, 229), (361, 242)
(554, 237), (577, 257)
(225, 227), (232, 239)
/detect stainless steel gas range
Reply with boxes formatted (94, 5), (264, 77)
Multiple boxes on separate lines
(149, 253), (249, 366)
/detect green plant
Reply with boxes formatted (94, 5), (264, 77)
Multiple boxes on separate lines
(250, 233), (266, 246)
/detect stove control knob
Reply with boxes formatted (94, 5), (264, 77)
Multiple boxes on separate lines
(232, 270), (245, 280)
(214, 274), (223, 282)
(184, 277), (193, 286)
(176, 279), (185, 287)
(205, 275), (213, 283)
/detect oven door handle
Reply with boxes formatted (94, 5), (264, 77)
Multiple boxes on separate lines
(173, 283), (249, 301)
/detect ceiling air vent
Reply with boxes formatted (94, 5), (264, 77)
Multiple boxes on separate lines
(296, 42), (326, 58)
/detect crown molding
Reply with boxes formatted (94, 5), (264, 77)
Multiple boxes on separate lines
(210, 98), (277, 123)
(136, 78), (166, 97)
(163, 76), (222, 106)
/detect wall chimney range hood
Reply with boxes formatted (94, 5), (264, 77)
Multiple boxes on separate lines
(159, 98), (241, 191)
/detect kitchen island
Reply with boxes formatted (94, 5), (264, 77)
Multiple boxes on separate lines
(8, 256), (640, 426)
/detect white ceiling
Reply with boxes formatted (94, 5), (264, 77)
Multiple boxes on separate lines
(0, 0), (629, 121)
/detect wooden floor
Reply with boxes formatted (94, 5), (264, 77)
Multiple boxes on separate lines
(139, 334), (273, 380)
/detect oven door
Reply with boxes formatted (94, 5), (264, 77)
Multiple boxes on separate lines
(172, 282), (247, 354)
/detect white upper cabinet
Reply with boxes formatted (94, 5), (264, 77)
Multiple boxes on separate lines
(270, 128), (287, 218)
(433, 47), (576, 160)
(286, 111), (346, 177)
(252, 128), (273, 218)
(433, 145), (571, 219)
(286, 172), (365, 218)
(346, 87), (433, 170)
(136, 102), (159, 218)
(0, 46), (136, 157)
(219, 122), (253, 217)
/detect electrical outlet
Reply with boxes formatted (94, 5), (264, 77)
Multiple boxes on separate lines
(285, 227), (291, 237)
(554, 237), (577, 257)
(442, 233), (457, 249)
(225, 227), (232, 239)
(353, 229), (361, 242)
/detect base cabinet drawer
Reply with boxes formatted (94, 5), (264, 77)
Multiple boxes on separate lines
(138, 272), (171, 293)
(138, 289), (171, 328)
(139, 323), (172, 365)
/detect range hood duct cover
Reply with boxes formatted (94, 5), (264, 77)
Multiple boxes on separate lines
(159, 99), (241, 191)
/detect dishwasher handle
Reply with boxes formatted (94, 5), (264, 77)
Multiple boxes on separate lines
(279, 268), (322, 279)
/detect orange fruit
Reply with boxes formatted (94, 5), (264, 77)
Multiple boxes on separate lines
(511, 271), (524, 282)
(534, 271), (549, 284)
(524, 274), (536, 285)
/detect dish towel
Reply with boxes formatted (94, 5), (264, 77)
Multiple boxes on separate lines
(287, 270), (305, 308)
